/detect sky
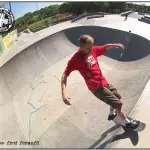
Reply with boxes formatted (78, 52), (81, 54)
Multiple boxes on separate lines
(1, 2), (150, 20)
(2, 2), (63, 19)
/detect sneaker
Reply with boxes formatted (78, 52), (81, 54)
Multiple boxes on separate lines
(108, 112), (117, 121)
(125, 120), (139, 130)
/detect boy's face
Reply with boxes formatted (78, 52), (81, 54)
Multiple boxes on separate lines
(80, 43), (93, 54)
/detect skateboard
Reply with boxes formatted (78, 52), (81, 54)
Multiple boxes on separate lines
(112, 113), (146, 132)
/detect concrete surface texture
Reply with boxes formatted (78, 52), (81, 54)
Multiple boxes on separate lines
(110, 80), (150, 148)
(0, 14), (150, 148)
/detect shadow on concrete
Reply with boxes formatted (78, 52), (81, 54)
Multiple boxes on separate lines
(88, 124), (139, 148)
(64, 26), (150, 62)
(97, 131), (139, 148)
(88, 124), (120, 149)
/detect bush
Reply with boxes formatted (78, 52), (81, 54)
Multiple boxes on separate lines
(28, 17), (51, 31)
(30, 26), (46, 32)
(45, 20), (49, 27)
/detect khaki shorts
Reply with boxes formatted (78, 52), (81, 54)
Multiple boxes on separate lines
(91, 84), (123, 110)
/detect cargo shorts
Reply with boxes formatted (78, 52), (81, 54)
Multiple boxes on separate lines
(91, 84), (123, 110)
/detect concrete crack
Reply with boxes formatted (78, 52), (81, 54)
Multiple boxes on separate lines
(29, 104), (46, 141)
(28, 102), (39, 110)
(53, 74), (60, 83)
(28, 81), (48, 141)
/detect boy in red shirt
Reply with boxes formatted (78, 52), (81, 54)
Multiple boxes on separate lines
(61, 34), (138, 129)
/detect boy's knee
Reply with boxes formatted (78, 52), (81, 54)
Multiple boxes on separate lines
(116, 94), (122, 100)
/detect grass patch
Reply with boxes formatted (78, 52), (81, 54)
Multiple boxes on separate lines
(28, 15), (68, 32)
(28, 17), (51, 31)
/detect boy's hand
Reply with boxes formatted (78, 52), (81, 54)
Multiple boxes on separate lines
(63, 95), (72, 105)
(115, 43), (125, 49)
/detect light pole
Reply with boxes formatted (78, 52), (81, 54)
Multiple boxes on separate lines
(36, 2), (38, 11)
(36, 2), (39, 19)
(9, 2), (12, 12)
(8, 2), (15, 30)
(36, 2), (39, 14)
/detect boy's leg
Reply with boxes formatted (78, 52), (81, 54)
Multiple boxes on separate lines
(91, 85), (130, 123)
(106, 84), (122, 100)
(107, 84), (133, 123)
(109, 106), (115, 115)
(106, 84), (121, 115)
(105, 84), (128, 120)
(91, 84), (139, 129)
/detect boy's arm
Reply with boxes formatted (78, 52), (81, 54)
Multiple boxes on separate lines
(61, 74), (71, 105)
(95, 43), (125, 57)
(104, 43), (125, 50)
(61, 59), (76, 105)
(61, 74), (67, 97)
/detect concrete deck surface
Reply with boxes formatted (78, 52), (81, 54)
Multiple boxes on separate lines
(110, 80), (150, 148)
(0, 13), (150, 148)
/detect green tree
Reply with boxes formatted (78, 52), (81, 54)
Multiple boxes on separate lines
(23, 12), (34, 24)
(59, 2), (72, 14)
(108, 2), (126, 13)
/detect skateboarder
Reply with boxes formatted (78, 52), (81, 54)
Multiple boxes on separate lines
(61, 34), (138, 129)
(124, 14), (128, 21)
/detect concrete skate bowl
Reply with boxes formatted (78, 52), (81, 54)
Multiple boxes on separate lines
(0, 25), (150, 148)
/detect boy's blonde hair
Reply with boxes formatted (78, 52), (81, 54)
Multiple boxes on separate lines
(78, 35), (94, 45)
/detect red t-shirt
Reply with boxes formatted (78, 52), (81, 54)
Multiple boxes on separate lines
(63, 46), (108, 91)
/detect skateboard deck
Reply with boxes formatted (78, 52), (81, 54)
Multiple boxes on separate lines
(112, 114), (146, 132)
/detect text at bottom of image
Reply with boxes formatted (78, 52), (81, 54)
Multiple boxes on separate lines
(0, 141), (39, 146)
